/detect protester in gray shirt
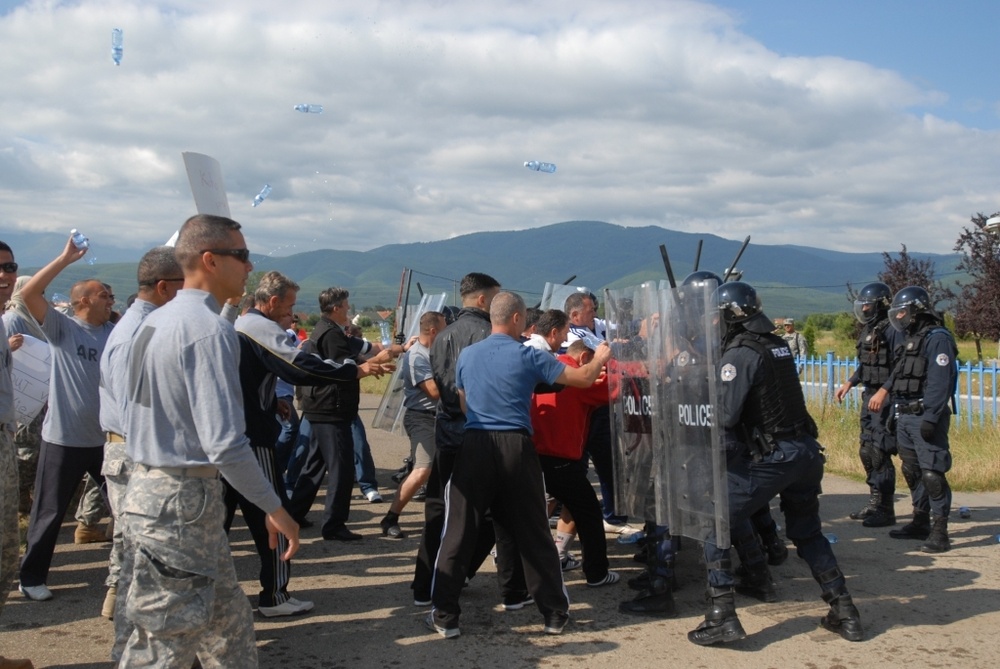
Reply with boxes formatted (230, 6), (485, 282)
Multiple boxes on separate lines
(97, 246), (183, 660)
(120, 214), (298, 668)
(16, 235), (115, 603)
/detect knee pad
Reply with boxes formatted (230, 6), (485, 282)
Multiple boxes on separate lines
(868, 445), (886, 472)
(857, 436), (876, 470)
(921, 470), (950, 501)
(900, 457), (921, 491)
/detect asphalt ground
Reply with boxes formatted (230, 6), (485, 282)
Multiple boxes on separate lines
(3, 395), (1000, 668)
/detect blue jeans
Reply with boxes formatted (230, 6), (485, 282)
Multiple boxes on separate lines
(274, 396), (301, 484)
(284, 418), (311, 497)
(352, 417), (379, 495)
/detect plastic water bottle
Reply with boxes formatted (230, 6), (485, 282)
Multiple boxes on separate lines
(824, 533), (838, 544)
(111, 28), (123, 66)
(70, 229), (89, 250)
(524, 160), (557, 173)
(293, 104), (323, 114)
(616, 531), (644, 545)
(379, 321), (392, 347)
(959, 506), (971, 519)
(252, 184), (272, 208)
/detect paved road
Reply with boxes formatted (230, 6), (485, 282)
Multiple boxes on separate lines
(3, 396), (1000, 668)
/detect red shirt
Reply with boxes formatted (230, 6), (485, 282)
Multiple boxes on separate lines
(530, 354), (620, 460)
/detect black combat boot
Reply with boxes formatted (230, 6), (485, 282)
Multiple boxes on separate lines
(619, 577), (677, 617)
(862, 498), (896, 528)
(921, 516), (950, 553)
(888, 510), (930, 539)
(687, 587), (746, 646)
(820, 588), (864, 642)
(849, 490), (880, 520)
(735, 565), (777, 602)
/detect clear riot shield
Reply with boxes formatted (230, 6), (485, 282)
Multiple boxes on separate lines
(605, 283), (660, 519)
(650, 281), (729, 548)
(371, 293), (447, 435)
(539, 282), (589, 312)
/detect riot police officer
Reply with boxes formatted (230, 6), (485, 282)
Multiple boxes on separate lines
(885, 286), (958, 553)
(689, 281), (862, 646)
(835, 282), (904, 527)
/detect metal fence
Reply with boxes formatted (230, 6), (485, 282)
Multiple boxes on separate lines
(800, 353), (1000, 428)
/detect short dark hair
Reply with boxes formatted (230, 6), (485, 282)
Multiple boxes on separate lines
(459, 272), (500, 297)
(0, 241), (12, 257)
(536, 309), (568, 336)
(318, 287), (349, 314)
(563, 291), (592, 314)
(525, 307), (543, 330)
(137, 246), (182, 287)
(175, 214), (242, 271)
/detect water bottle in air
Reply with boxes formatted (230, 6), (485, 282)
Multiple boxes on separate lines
(379, 321), (392, 347)
(293, 104), (323, 114)
(252, 184), (272, 208)
(111, 28), (123, 66)
(70, 229), (89, 250)
(524, 160), (556, 173)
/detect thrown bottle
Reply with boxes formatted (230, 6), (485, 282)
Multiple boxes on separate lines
(111, 28), (123, 66)
(70, 228), (89, 250)
(524, 160), (556, 173)
(293, 104), (323, 114)
(252, 184), (272, 208)
(379, 321), (392, 347)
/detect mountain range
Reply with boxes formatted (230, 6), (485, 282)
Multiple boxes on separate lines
(5, 221), (963, 320)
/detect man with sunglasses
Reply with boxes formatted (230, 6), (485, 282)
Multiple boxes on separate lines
(0, 241), (36, 669)
(12, 235), (116, 604)
(121, 215), (299, 667)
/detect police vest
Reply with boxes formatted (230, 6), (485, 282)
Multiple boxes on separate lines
(856, 319), (892, 388)
(890, 324), (951, 400)
(728, 331), (815, 439)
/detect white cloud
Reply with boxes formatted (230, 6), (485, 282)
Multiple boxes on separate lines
(0, 0), (995, 258)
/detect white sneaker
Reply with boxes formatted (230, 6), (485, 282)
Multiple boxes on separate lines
(365, 490), (384, 503)
(258, 597), (314, 617)
(603, 520), (639, 535)
(19, 583), (53, 601)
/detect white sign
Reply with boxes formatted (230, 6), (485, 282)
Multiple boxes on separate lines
(182, 151), (231, 218)
(11, 335), (50, 424)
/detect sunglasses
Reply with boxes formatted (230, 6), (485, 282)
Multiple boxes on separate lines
(201, 248), (251, 263)
(0, 262), (18, 273)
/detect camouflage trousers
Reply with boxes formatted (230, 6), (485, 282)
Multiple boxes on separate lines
(103, 439), (133, 662)
(0, 430), (18, 614)
(74, 472), (110, 526)
(119, 465), (258, 668)
(14, 409), (43, 515)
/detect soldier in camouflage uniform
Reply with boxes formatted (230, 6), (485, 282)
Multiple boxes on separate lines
(14, 408), (42, 515)
(121, 215), (299, 667)
(1, 240), (36, 668)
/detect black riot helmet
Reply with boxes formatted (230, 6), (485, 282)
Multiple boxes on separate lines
(714, 281), (774, 336)
(441, 305), (460, 325)
(887, 286), (937, 333)
(681, 271), (723, 289)
(853, 282), (892, 324)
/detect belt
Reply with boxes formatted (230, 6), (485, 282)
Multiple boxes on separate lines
(136, 463), (219, 479)
(895, 400), (924, 415)
(105, 432), (125, 443)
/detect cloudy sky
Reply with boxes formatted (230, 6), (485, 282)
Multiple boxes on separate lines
(1, 0), (998, 260)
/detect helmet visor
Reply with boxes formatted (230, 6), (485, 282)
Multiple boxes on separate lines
(854, 300), (877, 324)
(887, 305), (912, 332)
